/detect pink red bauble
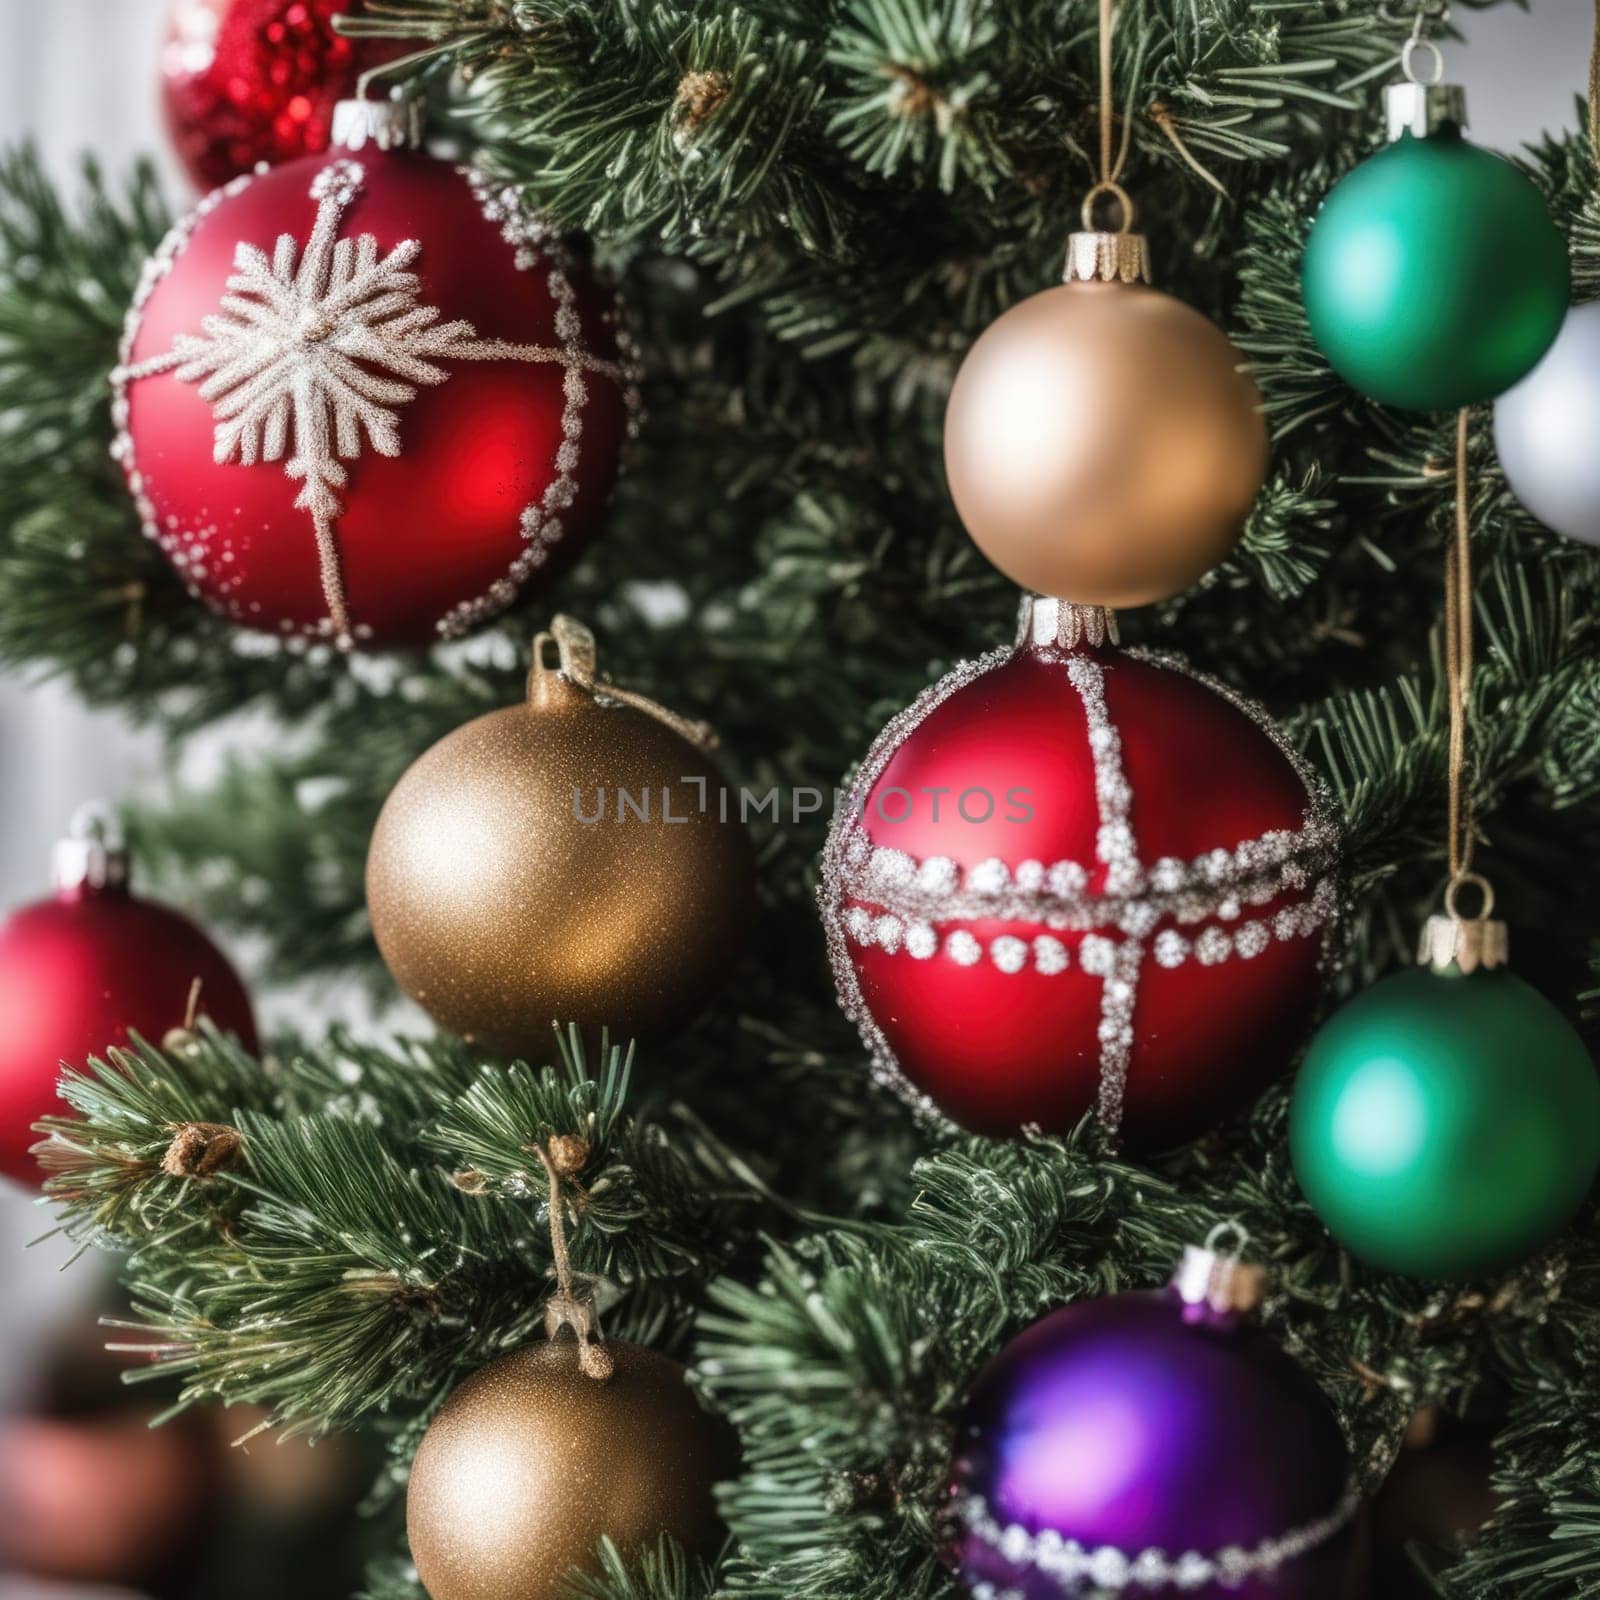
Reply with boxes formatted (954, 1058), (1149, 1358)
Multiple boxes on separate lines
(0, 809), (257, 1187)
(113, 99), (635, 651)
(819, 598), (1339, 1149)
(161, 0), (406, 191)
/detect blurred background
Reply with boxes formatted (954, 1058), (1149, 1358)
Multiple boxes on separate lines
(0, 1), (1592, 1597)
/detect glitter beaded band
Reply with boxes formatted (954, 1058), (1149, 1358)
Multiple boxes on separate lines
(437, 169), (643, 641)
(840, 879), (1336, 975)
(957, 1479), (1361, 1596)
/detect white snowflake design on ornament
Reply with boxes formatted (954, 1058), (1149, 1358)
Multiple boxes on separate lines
(112, 159), (631, 648)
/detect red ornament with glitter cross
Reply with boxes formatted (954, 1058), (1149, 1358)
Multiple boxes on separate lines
(114, 98), (635, 651)
(820, 598), (1340, 1149)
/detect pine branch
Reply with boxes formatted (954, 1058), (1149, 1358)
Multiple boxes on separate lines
(41, 1026), (769, 1437)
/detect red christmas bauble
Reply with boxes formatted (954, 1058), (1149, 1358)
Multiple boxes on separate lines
(0, 811), (257, 1187)
(820, 600), (1339, 1149)
(113, 100), (634, 650)
(161, 0), (407, 191)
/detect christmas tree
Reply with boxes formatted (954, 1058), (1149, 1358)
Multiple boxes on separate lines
(4, 1), (1600, 1596)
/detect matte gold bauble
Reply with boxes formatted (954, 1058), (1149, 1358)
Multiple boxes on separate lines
(943, 233), (1268, 608)
(406, 1338), (727, 1600)
(366, 617), (756, 1054)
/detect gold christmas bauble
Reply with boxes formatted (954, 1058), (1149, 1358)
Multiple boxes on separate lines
(943, 274), (1268, 608)
(406, 1338), (727, 1600)
(366, 619), (756, 1055)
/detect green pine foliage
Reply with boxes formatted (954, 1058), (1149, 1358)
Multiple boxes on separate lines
(8, 0), (1600, 1596)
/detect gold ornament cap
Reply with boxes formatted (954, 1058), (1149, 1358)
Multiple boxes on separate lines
(1171, 1225), (1265, 1317)
(332, 95), (425, 152)
(53, 802), (129, 894)
(1418, 873), (1507, 974)
(1064, 230), (1151, 285)
(1017, 594), (1120, 651)
(1063, 181), (1150, 285)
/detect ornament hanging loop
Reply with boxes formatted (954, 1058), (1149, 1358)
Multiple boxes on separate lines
(1420, 872), (1507, 974)
(1401, 35), (1444, 87)
(527, 616), (717, 752)
(1203, 1219), (1251, 1256)
(529, 614), (599, 697)
(1386, 4), (1464, 137)
(1444, 869), (1494, 923)
(1066, 177), (1149, 285)
(1081, 180), (1136, 235)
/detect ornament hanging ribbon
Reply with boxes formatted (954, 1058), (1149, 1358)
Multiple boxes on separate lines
(532, 1133), (615, 1381)
(1065, 0), (1150, 283)
(1444, 408), (1475, 892)
(1421, 407), (1503, 973)
(1591, 0), (1600, 163)
(1082, 0), (1135, 234)
(1080, 0), (1228, 236)
(529, 614), (718, 752)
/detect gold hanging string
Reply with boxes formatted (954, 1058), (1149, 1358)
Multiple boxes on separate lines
(1590, 0), (1599, 160)
(533, 1135), (615, 1380)
(1098, 0), (1115, 185)
(1081, 0), (1137, 230)
(1443, 407), (1474, 884)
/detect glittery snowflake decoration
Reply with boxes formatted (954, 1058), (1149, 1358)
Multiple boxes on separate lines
(117, 159), (623, 645)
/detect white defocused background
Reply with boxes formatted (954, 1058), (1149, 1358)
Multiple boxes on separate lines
(0, 0), (1593, 1447)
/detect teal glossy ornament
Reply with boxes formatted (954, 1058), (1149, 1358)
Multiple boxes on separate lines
(1291, 893), (1600, 1279)
(1302, 71), (1568, 412)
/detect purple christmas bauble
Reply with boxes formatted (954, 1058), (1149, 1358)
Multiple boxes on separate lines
(952, 1275), (1355, 1600)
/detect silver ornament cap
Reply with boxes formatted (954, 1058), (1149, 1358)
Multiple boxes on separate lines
(1384, 81), (1467, 141)
(332, 96), (425, 153)
(1063, 180), (1151, 286)
(1017, 594), (1120, 651)
(52, 802), (129, 894)
(1171, 1225), (1265, 1317)
(1385, 36), (1466, 141)
(1418, 874), (1508, 975)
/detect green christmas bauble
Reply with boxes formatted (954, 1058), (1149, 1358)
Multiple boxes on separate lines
(1290, 965), (1600, 1279)
(1302, 129), (1568, 411)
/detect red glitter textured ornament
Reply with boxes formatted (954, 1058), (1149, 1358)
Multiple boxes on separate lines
(113, 98), (635, 651)
(0, 807), (257, 1187)
(820, 598), (1339, 1149)
(161, 0), (406, 191)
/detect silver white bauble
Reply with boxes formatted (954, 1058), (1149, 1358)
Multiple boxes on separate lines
(1494, 301), (1600, 547)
